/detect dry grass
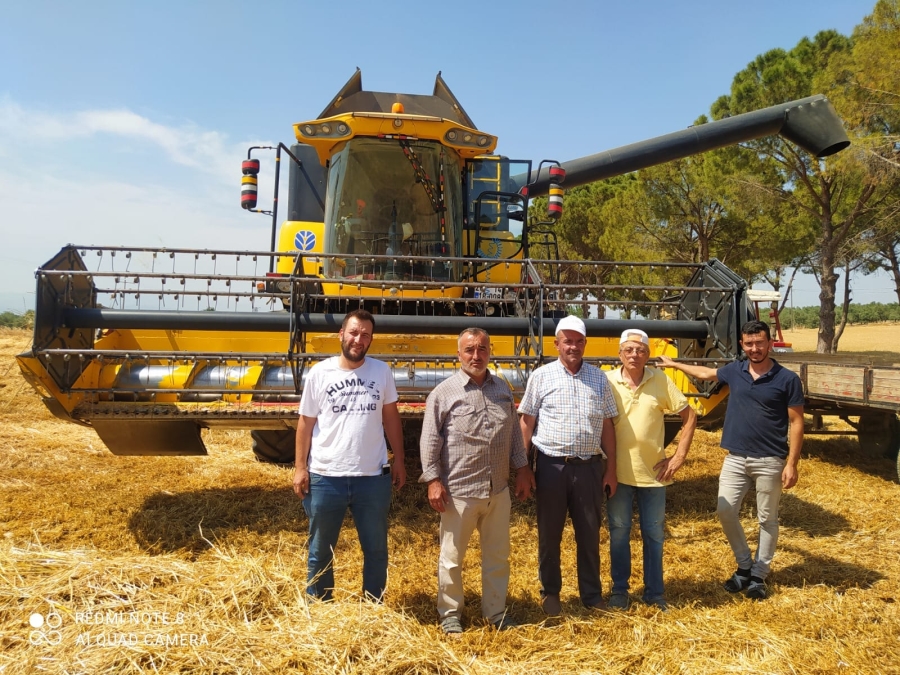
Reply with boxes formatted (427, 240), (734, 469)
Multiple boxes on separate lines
(783, 322), (900, 357)
(2, 326), (899, 674)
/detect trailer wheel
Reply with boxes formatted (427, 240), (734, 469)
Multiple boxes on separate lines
(251, 429), (296, 465)
(856, 412), (900, 460)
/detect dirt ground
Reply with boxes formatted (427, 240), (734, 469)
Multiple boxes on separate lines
(1, 326), (899, 674)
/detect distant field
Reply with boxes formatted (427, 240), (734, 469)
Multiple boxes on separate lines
(782, 322), (899, 355)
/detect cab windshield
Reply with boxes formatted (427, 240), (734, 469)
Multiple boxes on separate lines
(323, 138), (463, 281)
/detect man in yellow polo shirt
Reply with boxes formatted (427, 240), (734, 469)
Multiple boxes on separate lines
(606, 329), (697, 611)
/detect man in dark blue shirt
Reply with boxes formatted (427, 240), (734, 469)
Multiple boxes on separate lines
(660, 320), (804, 600)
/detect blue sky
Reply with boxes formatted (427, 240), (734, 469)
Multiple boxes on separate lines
(0, 0), (890, 313)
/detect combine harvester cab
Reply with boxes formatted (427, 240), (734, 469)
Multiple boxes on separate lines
(17, 71), (850, 461)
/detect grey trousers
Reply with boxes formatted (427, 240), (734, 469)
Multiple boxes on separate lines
(716, 453), (785, 580)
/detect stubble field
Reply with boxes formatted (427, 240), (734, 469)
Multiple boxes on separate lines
(782, 322), (900, 355)
(1, 325), (898, 674)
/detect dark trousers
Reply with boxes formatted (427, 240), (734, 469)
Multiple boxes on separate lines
(535, 450), (606, 606)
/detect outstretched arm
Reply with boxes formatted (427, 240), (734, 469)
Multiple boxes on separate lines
(658, 355), (720, 382)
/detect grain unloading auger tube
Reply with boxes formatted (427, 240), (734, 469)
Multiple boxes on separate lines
(17, 245), (751, 456)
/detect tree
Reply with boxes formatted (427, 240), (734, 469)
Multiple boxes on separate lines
(832, 0), (900, 305)
(546, 133), (812, 319)
(831, 0), (900, 137)
(712, 30), (895, 353)
(599, 133), (812, 287)
(865, 211), (900, 304)
(0, 310), (34, 329)
(548, 177), (634, 262)
(542, 177), (641, 318)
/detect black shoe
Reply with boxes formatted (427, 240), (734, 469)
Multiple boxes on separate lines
(745, 579), (768, 600)
(646, 598), (669, 612)
(492, 615), (520, 631)
(723, 570), (751, 593)
(541, 593), (561, 616)
(607, 593), (630, 610)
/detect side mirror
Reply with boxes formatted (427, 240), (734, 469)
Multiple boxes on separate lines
(507, 205), (525, 222)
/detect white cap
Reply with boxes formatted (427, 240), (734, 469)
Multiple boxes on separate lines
(555, 315), (586, 337)
(620, 328), (649, 346)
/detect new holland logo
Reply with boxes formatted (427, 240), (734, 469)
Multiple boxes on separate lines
(295, 230), (316, 252)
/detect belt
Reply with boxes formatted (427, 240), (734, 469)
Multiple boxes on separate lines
(539, 450), (605, 465)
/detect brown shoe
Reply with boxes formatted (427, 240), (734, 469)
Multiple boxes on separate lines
(585, 599), (608, 611)
(541, 593), (561, 616)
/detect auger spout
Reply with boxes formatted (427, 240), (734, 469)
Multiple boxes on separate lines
(526, 95), (849, 197)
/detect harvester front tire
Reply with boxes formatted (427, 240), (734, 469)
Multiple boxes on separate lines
(251, 429), (296, 465)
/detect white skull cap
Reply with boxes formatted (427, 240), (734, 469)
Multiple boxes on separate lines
(620, 328), (650, 345)
(555, 315), (586, 337)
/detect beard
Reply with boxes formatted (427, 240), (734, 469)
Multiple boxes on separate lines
(341, 340), (369, 363)
(461, 362), (487, 380)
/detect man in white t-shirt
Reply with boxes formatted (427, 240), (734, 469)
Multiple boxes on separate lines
(292, 309), (406, 601)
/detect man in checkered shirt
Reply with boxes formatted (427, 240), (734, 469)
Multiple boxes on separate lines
(420, 328), (536, 635)
(519, 314), (619, 615)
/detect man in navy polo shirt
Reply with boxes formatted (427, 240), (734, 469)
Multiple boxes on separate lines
(659, 320), (804, 600)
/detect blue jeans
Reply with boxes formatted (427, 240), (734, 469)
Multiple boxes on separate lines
(607, 483), (666, 602)
(302, 472), (392, 601)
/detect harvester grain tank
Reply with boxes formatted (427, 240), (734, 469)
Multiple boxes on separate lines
(16, 71), (850, 462)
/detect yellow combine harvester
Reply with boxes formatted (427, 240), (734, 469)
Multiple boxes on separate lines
(16, 71), (849, 462)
